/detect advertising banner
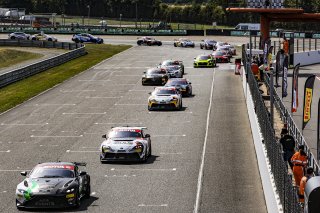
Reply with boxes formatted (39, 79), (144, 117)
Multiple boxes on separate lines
(291, 63), (300, 112)
(302, 75), (316, 130)
(282, 55), (288, 97)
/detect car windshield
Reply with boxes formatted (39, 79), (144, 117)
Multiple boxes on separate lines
(198, 55), (211, 60)
(30, 166), (75, 178)
(155, 89), (176, 95)
(108, 130), (142, 138)
(213, 52), (224, 56)
(162, 61), (179, 66)
(167, 80), (187, 85)
(147, 69), (166, 74)
(206, 40), (216, 44)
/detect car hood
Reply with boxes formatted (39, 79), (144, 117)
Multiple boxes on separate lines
(101, 138), (146, 150)
(149, 94), (178, 101)
(17, 178), (74, 194)
(144, 74), (166, 78)
(195, 59), (211, 62)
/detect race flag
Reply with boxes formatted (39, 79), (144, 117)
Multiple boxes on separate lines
(282, 55), (288, 98)
(291, 63), (300, 113)
(302, 75), (316, 130)
(275, 50), (281, 86)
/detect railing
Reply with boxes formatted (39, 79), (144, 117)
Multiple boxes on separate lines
(264, 74), (320, 175)
(242, 44), (302, 213)
(0, 39), (86, 88)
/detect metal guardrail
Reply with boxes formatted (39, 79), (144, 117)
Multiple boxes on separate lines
(242, 45), (302, 213)
(0, 39), (86, 88)
(264, 73), (320, 175)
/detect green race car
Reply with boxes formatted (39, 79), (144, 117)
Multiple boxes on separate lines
(193, 54), (216, 68)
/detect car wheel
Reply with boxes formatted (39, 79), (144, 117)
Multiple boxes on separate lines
(148, 144), (152, 157)
(31, 37), (36, 41)
(10, 36), (15, 39)
(179, 101), (183, 110)
(75, 38), (80, 43)
(84, 181), (91, 199)
(158, 42), (162, 46)
(174, 43), (177, 47)
(47, 38), (52, 42)
(148, 105), (152, 111)
(200, 45), (203, 49)
(16, 200), (23, 211)
(75, 192), (81, 208)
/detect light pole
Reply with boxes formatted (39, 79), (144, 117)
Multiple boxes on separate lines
(120, 14), (122, 28)
(87, 5), (90, 26)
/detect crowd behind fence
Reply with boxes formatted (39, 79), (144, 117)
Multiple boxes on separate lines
(0, 39), (86, 88)
(242, 44), (302, 213)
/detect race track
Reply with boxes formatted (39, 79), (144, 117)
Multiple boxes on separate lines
(0, 42), (266, 212)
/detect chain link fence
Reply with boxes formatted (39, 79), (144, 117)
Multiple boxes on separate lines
(242, 44), (302, 213)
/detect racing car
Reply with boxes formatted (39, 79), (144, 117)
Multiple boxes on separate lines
(100, 127), (152, 162)
(16, 162), (90, 209)
(8, 32), (30, 40)
(142, 67), (169, 86)
(216, 42), (236, 55)
(31, 33), (58, 42)
(211, 51), (230, 63)
(137, 37), (162, 46)
(165, 78), (192, 97)
(193, 54), (216, 68)
(174, 38), (195, 48)
(200, 39), (217, 50)
(148, 86), (182, 111)
(72, 33), (103, 44)
(158, 60), (185, 75)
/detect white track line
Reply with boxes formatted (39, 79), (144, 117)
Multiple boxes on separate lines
(62, 112), (107, 115)
(153, 135), (186, 137)
(1, 123), (48, 126)
(31, 135), (83, 138)
(110, 168), (176, 171)
(0, 150), (10, 153)
(138, 204), (168, 207)
(66, 150), (99, 153)
(193, 68), (215, 213)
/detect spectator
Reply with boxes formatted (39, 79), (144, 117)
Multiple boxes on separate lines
(282, 37), (289, 55)
(291, 145), (308, 187)
(299, 167), (314, 204)
(279, 127), (295, 169)
(264, 0), (271, 8)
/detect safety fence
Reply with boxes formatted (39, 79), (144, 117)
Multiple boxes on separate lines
(242, 45), (302, 213)
(0, 39), (86, 88)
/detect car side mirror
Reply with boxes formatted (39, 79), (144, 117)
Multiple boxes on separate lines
(102, 134), (107, 139)
(145, 134), (150, 138)
(201, 40), (204, 41)
(189, 82), (192, 84)
(148, 92), (151, 95)
(20, 171), (27, 176)
(143, 71), (146, 74)
(194, 57), (196, 59)
(79, 171), (87, 176)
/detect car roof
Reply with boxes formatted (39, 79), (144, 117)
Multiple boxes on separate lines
(36, 162), (75, 167)
(112, 127), (147, 130)
(168, 78), (187, 82)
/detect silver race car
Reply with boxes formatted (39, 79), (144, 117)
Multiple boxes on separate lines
(148, 86), (182, 111)
(100, 127), (152, 163)
(158, 60), (185, 76)
(16, 162), (90, 209)
(165, 78), (192, 97)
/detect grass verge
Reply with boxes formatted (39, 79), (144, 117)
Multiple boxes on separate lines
(0, 44), (131, 113)
(0, 48), (42, 69)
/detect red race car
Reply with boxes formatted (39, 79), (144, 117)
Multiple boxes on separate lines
(211, 51), (230, 63)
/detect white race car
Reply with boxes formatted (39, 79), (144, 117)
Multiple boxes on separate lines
(148, 86), (182, 111)
(100, 127), (152, 163)
(31, 33), (58, 42)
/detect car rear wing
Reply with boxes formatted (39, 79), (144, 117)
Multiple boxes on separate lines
(74, 162), (87, 167)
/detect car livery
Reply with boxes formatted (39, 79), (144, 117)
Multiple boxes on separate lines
(193, 54), (216, 68)
(100, 127), (151, 162)
(200, 39), (217, 50)
(148, 86), (182, 111)
(216, 42), (236, 55)
(211, 51), (230, 63)
(72, 33), (103, 44)
(165, 78), (192, 97)
(158, 60), (185, 75)
(174, 38), (195, 48)
(16, 162), (90, 209)
(142, 68), (169, 86)
(8, 32), (30, 40)
(31, 33), (57, 42)
(137, 37), (162, 46)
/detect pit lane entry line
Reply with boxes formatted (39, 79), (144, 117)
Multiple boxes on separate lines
(193, 68), (215, 213)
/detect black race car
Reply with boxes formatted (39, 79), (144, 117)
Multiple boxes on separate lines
(165, 78), (192, 97)
(142, 68), (169, 86)
(137, 37), (162, 46)
(200, 39), (217, 50)
(16, 162), (91, 209)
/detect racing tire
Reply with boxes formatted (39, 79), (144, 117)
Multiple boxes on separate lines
(147, 42), (152, 46)
(10, 36), (15, 40)
(137, 41), (142, 45)
(74, 38), (80, 43)
(31, 37), (36, 41)
(148, 144), (152, 157)
(179, 101), (183, 110)
(148, 105), (152, 111)
(205, 45), (208, 50)
(84, 182), (91, 199)
(200, 45), (203, 49)
(174, 43), (177, 47)
(16, 200), (23, 211)
(47, 38), (52, 42)
(158, 42), (162, 46)
(74, 192), (81, 209)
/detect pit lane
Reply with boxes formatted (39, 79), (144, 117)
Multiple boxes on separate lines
(0, 39), (266, 212)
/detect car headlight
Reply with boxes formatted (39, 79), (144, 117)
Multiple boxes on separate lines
(171, 97), (178, 101)
(102, 145), (113, 153)
(66, 188), (75, 193)
(131, 142), (143, 152)
(17, 189), (25, 194)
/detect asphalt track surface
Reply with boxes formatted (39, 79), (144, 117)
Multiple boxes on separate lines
(0, 42), (266, 212)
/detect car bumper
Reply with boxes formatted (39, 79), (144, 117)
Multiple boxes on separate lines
(194, 62), (215, 67)
(16, 193), (77, 209)
(100, 152), (143, 162)
(148, 101), (179, 110)
(215, 58), (229, 63)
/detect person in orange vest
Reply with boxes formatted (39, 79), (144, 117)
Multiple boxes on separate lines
(291, 145), (308, 187)
(299, 167), (314, 204)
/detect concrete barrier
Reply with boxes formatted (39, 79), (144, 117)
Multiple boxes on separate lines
(294, 50), (320, 66)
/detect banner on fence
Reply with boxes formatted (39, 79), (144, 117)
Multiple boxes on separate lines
(282, 55), (288, 97)
(302, 75), (316, 130)
(291, 63), (300, 112)
(275, 50), (281, 86)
